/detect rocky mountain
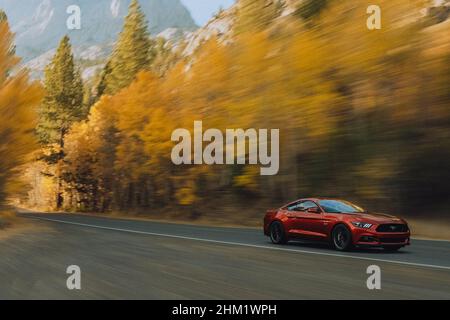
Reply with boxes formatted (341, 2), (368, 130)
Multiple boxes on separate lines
(3, 0), (448, 80)
(0, 0), (198, 62)
(181, 4), (236, 57)
(178, 0), (302, 58)
(180, 0), (450, 59)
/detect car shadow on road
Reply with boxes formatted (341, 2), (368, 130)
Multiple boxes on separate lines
(279, 240), (411, 255)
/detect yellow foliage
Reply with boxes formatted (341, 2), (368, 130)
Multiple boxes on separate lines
(30, 0), (450, 214)
(0, 19), (43, 203)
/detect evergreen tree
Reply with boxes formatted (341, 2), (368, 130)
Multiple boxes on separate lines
(38, 35), (84, 145)
(103, 0), (153, 95)
(37, 35), (84, 208)
(96, 60), (112, 98)
(149, 38), (179, 77)
(0, 9), (7, 23)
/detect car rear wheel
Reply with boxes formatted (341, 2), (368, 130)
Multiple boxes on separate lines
(383, 246), (403, 252)
(270, 221), (288, 245)
(332, 225), (353, 251)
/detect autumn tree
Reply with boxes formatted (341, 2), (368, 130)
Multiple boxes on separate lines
(31, 0), (450, 219)
(37, 35), (84, 208)
(0, 12), (42, 204)
(0, 10), (15, 77)
(64, 94), (120, 212)
(101, 0), (154, 95)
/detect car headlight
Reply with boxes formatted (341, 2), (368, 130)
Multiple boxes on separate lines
(351, 222), (373, 229)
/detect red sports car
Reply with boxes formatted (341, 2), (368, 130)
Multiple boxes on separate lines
(264, 198), (410, 251)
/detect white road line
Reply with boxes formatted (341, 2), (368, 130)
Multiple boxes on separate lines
(411, 237), (450, 243)
(29, 216), (450, 271)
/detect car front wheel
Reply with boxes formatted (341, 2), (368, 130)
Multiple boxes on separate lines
(270, 221), (288, 245)
(332, 224), (353, 251)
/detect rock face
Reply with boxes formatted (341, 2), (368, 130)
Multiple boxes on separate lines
(0, 0), (198, 61)
(181, 5), (237, 57)
(4, 0), (448, 80)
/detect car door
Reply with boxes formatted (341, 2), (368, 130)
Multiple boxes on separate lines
(284, 201), (305, 236)
(286, 200), (327, 239)
(293, 201), (328, 240)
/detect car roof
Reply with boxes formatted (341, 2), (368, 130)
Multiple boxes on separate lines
(300, 197), (339, 202)
(283, 198), (342, 207)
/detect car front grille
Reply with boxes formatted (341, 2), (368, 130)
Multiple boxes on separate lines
(376, 224), (409, 233)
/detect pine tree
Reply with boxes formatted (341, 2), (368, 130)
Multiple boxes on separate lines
(149, 38), (179, 77)
(103, 0), (153, 95)
(96, 60), (112, 98)
(37, 35), (84, 208)
(235, 0), (280, 34)
(0, 10), (7, 23)
(38, 35), (84, 144)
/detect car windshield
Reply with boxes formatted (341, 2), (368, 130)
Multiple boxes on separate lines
(318, 200), (365, 213)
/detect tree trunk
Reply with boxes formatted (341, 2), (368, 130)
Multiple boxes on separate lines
(56, 128), (65, 210)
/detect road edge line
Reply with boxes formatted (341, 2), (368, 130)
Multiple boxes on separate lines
(28, 216), (450, 271)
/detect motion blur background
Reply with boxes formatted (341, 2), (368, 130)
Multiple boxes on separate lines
(0, 0), (449, 232)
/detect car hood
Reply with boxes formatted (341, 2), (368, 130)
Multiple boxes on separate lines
(345, 212), (405, 224)
(332, 212), (406, 224)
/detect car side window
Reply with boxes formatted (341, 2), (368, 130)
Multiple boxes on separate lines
(299, 201), (319, 212)
(286, 201), (302, 211)
(286, 201), (319, 212)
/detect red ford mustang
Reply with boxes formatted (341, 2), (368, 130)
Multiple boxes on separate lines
(264, 198), (410, 251)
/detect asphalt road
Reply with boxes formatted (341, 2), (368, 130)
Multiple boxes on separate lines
(0, 212), (449, 299)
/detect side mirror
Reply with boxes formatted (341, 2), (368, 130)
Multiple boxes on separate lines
(307, 207), (320, 214)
